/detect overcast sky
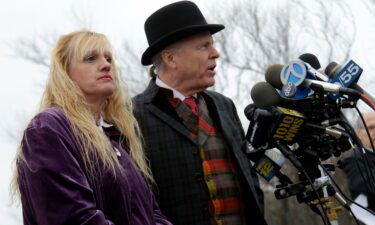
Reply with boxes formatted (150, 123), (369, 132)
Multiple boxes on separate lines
(1, 0), (375, 224)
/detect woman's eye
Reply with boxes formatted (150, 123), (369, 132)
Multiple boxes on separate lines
(83, 55), (97, 62)
(105, 56), (112, 63)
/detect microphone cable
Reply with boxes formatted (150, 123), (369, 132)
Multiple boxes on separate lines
(339, 109), (375, 199)
(274, 141), (330, 225)
(320, 162), (374, 222)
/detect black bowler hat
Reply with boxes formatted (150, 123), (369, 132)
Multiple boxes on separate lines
(141, 1), (225, 65)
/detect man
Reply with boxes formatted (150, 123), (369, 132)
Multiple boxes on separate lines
(133, 1), (268, 225)
(343, 112), (375, 214)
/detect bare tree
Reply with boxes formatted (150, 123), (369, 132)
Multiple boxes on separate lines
(7, 34), (55, 68)
(116, 41), (149, 96)
(209, 0), (356, 106)
(362, 0), (375, 14)
(6, 5), (97, 70)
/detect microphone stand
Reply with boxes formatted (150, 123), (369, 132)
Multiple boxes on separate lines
(307, 165), (343, 225)
(274, 141), (346, 225)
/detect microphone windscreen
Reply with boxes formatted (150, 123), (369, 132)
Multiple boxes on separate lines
(299, 53), (321, 69)
(265, 64), (283, 90)
(251, 81), (281, 109)
(324, 61), (341, 78)
(244, 104), (257, 120)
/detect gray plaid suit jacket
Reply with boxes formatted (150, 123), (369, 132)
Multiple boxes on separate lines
(133, 79), (268, 225)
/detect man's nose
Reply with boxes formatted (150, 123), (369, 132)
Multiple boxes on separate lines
(210, 47), (220, 59)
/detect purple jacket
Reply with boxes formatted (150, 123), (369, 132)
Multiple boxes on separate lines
(17, 107), (172, 225)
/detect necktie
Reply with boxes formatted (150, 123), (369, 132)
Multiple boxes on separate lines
(183, 96), (198, 116)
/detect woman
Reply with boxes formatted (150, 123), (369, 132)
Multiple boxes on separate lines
(12, 30), (172, 225)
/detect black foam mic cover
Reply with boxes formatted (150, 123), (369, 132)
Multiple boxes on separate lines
(299, 53), (321, 70)
(265, 64), (284, 90)
(251, 81), (281, 109)
(324, 61), (341, 78)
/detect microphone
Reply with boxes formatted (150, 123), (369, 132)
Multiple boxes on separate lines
(253, 148), (286, 181)
(245, 104), (307, 146)
(246, 82), (282, 149)
(250, 81), (281, 108)
(246, 78), (351, 183)
(249, 82), (307, 144)
(245, 84), (289, 181)
(268, 106), (306, 144)
(278, 60), (361, 99)
(324, 61), (341, 78)
(273, 141), (304, 171)
(244, 104), (274, 150)
(265, 64), (284, 90)
(304, 122), (350, 139)
(244, 115), (290, 183)
(245, 81), (296, 149)
(264, 55), (328, 92)
(298, 53), (328, 82)
(265, 61), (313, 99)
(325, 61), (375, 102)
(325, 60), (362, 84)
(299, 53), (321, 70)
(303, 79), (361, 97)
(250, 77), (351, 142)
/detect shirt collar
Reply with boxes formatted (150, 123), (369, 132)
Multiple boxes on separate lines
(155, 77), (197, 101)
(97, 115), (113, 130)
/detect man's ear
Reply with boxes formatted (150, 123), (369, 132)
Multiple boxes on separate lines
(161, 49), (177, 69)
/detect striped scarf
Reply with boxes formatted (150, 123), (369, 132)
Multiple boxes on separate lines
(169, 94), (246, 225)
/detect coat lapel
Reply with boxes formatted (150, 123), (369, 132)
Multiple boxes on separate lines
(202, 92), (236, 148)
(143, 80), (197, 145)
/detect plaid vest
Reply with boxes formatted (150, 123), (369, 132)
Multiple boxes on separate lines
(169, 94), (246, 225)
